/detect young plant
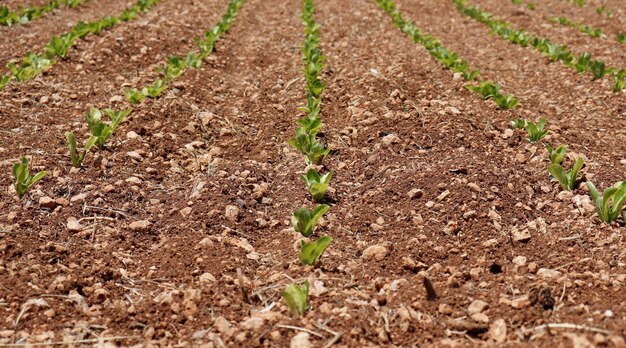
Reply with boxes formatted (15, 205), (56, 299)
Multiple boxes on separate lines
(299, 236), (332, 265)
(142, 78), (168, 98)
(66, 132), (98, 168)
(282, 281), (309, 316)
(291, 204), (329, 237)
(618, 34), (626, 44)
(493, 94), (519, 109)
(590, 60), (606, 80)
(300, 168), (332, 202)
(613, 69), (626, 92)
(525, 118), (548, 142)
(158, 56), (187, 82)
(125, 88), (145, 104)
(288, 127), (330, 165)
(572, 52), (592, 73)
(544, 144), (567, 164)
(12, 157), (47, 198)
(548, 157), (584, 190)
(0, 75), (10, 89)
(466, 81), (500, 99)
(7, 53), (54, 82)
(44, 34), (75, 59)
(85, 108), (131, 148)
(587, 181), (626, 223)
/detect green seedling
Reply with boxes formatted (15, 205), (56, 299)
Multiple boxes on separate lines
(7, 53), (54, 82)
(493, 94), (519, 109)
(618, 34), (626, 44)
(544, 144), (567, 164)
(511, 118), (527, 129)
(44, 33), (75, 59)
(525, 118), (548, 142)
(0, 75), (10, 89)
(288, 127), (330, 165)
(572, 52), (592, 73)
(300, 236), (332, 265)
(590, 60), (606, 80)
(158, 56), (187, 82)
(142, 79), (168, 99)
(282, 281), (309, 316)
(12, 157), (47, 198)
(185, 52), (203, 68)
(66, 132), (98, 168)
(85, 108), (131, 148)
(466, 81), (500, 99)
(300, 168), (332, 202)
(291, 204), (329, 237)
(125, 88), (145, 104)
(587, 181), (626, 223)
(548, 157), (584, 190)
(613, 69), (626, 92)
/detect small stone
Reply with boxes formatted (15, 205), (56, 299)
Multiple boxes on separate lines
(511, 296), (531, 309)
(471, 313), (490, 323)
(198, 238), (214, 248)
(109, 95), (123, 103)
(39, 196), (58, 209)
(445, 106), (461, 115)
(214, 316), (234, 337)
(511, 226), (531, 242)
(241, 317), (264, 331)
(125, 176), (142, 184)
(463, 210), (477, 219)
(129, 220), (150, 232)
(467, 183), (481, 192)
(225, 205), (240, 222)
(557, 191), (573, 201)
(127, 151), (143, 160)
(488, 319), (507, 343)
(67, 217), (82, 232)
(502, 129), (514, 139)
(468, 300), (488, 314)
(381, 133), (400, 145)
(537, 268), (561, 279)
(512, 256), (527, 267)
(70, 193), (87, 203)
(483, 239), (499, 248)
(290, 332), (312, 348)
(180, 207), (192, 218)
(199, 273), (216, 283)
(436, 190), (450, 201)
(362, 245), (388, 261)
(407, 188), (423, 199)
(126, 131), (140, 140)
(443, 220), (459, 235)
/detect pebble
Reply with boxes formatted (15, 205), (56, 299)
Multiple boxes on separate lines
(70, 193), (87, 203)
(39, 196), (58, 209)
(512, 256), (527, 267)
(180, 207), (192, 218)
(290, 332), (312, 348)
(362, 245), (388, 261)
(511, 296), (531, 309)
(468, 300), (488, 314)
(240, 317), (264, 331)
(126, 131), (140, 140)
(225, 205), (240, 222)
(488, 319), (507, 343)
(537, 268), (561, 279)
(511, 226), (531, 242)
(129, 220), (150, 231)
(407, 188), (423, 199)
(67, 217), (82, 232)
(199, 273), (216, 283)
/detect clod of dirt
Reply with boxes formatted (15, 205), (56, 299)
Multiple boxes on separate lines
(529, 286), (555, 311)
(128, 220), (151, 231)
(488, 319), (507, 343)
(290, 332), (312, 348)
(225, 205), (240, 222)
(362, 244), (388, 261)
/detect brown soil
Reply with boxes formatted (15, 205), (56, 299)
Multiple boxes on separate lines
(1, 0), (626, 346)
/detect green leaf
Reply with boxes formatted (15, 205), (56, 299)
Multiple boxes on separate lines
(300, 169), (332, 201)
(299, 236), (332, 265)
(13, 157), (47, 198)
(282, 281), (309, 316)
(291, 204), (330, 237)
(548, 164), (568, 190)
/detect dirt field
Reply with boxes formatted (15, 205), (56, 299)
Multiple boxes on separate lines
(1, 0), (626, 346)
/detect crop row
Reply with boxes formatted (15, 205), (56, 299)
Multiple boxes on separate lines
(549, 16), (602, 39)
(512, 118), (626, 224)
(0, 0), (89, 26)
(374, 0), (518, 110)
(12, 0), (246, 196)
(453, 0), (626, 92)
(283, 0), (333, 316)
(0, 0), (162, 90)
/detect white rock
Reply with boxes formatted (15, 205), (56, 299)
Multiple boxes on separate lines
(225, 205), (240, 222)
(129, 220), (150, 231)
(67, 218), (83, 232)
(468, 300), (488, 314)
(240, 317), (264, 331)
(512, 256), (527, 267)
(290, 332), (312, 348)
(537, 268), (561, 279)
(488, 318), (507, 343)
(199, 273), (216, 283)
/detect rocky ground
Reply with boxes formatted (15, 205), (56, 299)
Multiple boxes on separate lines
(1, 0), (625, 346)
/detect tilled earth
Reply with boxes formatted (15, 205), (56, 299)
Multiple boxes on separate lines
(1, 0), (626, 346)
